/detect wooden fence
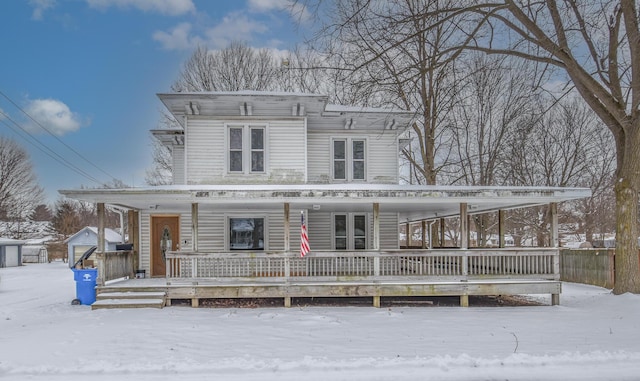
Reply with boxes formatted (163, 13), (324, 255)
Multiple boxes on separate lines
(559, 249), (615, 289)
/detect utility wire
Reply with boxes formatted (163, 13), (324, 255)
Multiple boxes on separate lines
(0, 89), (119, 181)
(0, 109), (106, 186)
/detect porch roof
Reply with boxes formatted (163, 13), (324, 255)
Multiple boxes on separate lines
(59, 184), (590, 221)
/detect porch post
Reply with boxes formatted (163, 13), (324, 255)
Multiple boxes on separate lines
(421, 220), (427, 249)
(440, 218), (445, 247)
(404, 222), (410, 248)
(284, 203), (290, 252)
(460, 203), (468, 249)
(191, 203), (199, 251)
(373, 202), (380, 251)
(498, 209), (506, 248)
(97, 203), (105, 253)
(550, 202), (559, 248)
(128, 210), (140, 272)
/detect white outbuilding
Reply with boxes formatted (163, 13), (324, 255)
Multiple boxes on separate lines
(65, 227), (123, 268)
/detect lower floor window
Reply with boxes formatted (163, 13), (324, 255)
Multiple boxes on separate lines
(334, 213), (367, 250)
(229, 218), (264, 250)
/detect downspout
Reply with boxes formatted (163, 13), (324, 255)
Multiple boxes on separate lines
(428, 220), (437, 249)
(106, 205), (127, 243)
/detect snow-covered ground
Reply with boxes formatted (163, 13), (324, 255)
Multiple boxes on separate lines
(1, 262), (639, 381)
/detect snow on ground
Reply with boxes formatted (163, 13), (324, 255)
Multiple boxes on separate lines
(1, 262), (639, 381)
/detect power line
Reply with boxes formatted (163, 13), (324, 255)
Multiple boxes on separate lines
(0, 109), (106, 186)
(0, 89), (119, 181)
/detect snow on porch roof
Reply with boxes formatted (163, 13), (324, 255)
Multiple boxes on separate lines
(59, 184), (591, 220)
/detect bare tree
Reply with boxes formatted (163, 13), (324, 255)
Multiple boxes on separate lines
(145, 138), (172, 186)
(445, 54), (543, 245)
(317, 0), (639, 292)
(171, 42), (283, 92)
(315, 0), (474, 184)
(503, 98), (616, 246)
(454, 0), (640, 294)
(0, 137), (43, 221)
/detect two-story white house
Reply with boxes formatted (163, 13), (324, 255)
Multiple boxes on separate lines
(60, 91), (590, 309)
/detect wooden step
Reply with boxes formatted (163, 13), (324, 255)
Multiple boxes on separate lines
(96, 291), (166, 300)
(92, 298), (165, 310)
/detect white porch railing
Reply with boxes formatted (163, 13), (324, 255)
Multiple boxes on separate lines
(165, 249), (560, 282)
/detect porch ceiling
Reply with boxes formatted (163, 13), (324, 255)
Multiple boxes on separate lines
(59, 184), (591, 221)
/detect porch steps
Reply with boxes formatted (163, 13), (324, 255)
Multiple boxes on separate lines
(92, 291), (166, 310)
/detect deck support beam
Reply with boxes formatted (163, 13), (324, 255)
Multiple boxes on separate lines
(460, 295), (469, 307)
(552, 294), (560, 306)
(284, 296), (291, 308)
(373, 295), (380, 308)
(191, 298), (199, 308)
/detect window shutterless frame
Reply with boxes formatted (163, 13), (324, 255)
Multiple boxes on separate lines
(226, 124), (267, 174)
(331, 137), (366, 181)
(332, 213), (368, 250)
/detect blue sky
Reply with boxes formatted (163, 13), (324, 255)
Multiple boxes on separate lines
(0, 0), (311, 205)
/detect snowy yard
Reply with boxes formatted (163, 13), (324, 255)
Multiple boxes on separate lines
(1, 262), (639, 381)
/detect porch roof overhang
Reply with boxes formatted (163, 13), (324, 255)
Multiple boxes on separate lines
(59, 184), (591, 221)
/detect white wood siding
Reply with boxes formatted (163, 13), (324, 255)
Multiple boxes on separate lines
(308, 211), (332, 250)
(307, 130), (398, 184)
(185, 117), (306, 184)
(140, 212), (150, 272)
(172, 145), (185, 185)
(379, 212), (399, 249)
(185, 118), (225, 184)
(268, 120), (306, 183)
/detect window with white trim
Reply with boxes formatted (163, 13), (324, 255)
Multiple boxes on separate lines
(228, 125), (266, 174)
(332, 138), (366, 181)
(333, 213), (368, 250)
(229, 217), (265, 250)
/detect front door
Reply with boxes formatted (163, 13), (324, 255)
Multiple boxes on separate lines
(151, 215), (179, 277)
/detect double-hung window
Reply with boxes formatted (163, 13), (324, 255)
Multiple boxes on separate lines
(332, 138), (366, 181)
(228, 125), (266, 174)
(333, 213), (368, 250)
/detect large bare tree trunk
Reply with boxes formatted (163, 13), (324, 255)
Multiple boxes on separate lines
(613, 122), (640, 294)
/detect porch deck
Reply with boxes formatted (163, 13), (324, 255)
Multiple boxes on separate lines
(96, 248), (561, 307)
(97, 277), (560, 307)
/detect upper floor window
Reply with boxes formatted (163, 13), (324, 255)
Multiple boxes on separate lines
(332, 138), (366, 181)
(228, 125), (266, 174)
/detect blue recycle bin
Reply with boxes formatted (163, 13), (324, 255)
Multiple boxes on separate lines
(72, 268), (98, 305)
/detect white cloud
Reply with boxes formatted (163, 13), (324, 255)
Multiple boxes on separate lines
(86, 0), (195, 16)
(29, 0), (56, 20)
(153, 22), (203, 50)
(204, 12), (269, 49)
(154, 12), (271, 51)
(247, 0), (311, 22)
(24, 99), (86, 136)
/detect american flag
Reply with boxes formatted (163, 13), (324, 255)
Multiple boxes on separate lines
(300, 211), (310, 257)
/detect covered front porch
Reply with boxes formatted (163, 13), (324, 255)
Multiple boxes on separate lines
(60, 184), (589, 308)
